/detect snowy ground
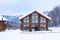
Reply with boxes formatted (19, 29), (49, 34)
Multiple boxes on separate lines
(0, 27), (60, 40)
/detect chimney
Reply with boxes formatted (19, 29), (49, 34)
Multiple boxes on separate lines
(2, 18), (3, 21)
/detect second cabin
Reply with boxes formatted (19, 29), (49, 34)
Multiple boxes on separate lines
(19, 10), (51, 31)
(0, 16), (7, 31)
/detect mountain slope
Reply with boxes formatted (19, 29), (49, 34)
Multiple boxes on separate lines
(48, 6), (60, 27)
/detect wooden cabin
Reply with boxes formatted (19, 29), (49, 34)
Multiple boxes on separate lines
(0, 16), (7, 31)
(19, 10), (51, 31)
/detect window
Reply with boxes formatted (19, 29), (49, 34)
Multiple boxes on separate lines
(35, 15), (38, 22)
(40, 17), (46, 23)
(32, 15), (35, 22)
(40, 24), (44, 27)
(24, 24), (29, 27)
(32, 13), (38, 23)
(24, 17), (29, 28)
(40, 16), (46, 29)
(24, 17), (29, 22)
(24, 18), (27, 22)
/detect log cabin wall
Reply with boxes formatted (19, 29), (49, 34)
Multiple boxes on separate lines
(38, 14), (40, 31)
(0, 21), (6, 31)
(46, 19), (49, 30)
(29, 14), (32, 31)
(20, 19), (24, 30)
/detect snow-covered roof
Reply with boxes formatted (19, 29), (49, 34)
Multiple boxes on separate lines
(19, 10), (51, 20)
(0, 16), (7, 21)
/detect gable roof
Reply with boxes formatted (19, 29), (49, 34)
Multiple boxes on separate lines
(0, 16), (7, 21)
(19, 10), (51, 20)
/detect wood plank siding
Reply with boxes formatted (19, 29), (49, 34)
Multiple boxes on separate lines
(29, 14), (32, 31)
(38, 14), (40, 31)
(46, 19), (49, 30)
(20, 19), (24, 30)
(0, 21), (6, 31)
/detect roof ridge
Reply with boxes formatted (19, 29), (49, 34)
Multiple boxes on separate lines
(19, 10), (51, 20)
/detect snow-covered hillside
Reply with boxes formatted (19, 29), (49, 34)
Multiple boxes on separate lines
(0, 27), (60, 40)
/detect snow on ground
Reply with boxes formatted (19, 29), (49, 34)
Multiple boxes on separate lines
(0, 27), (60, 40)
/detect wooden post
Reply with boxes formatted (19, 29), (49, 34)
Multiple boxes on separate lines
(38, 14), (40, 31)
(2, 18), (3, 26)
(2, 18), (4, 31)
(29, 14), (32, 31)
(46, 19), (48, 30)
(20, 19), (24, 30)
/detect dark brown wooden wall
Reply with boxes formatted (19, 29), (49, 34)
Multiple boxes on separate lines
(38, 14), (40, 31)
(0, 21), (6, 31)
(46, 19), (49, 30)
(29, 14), (32, 31)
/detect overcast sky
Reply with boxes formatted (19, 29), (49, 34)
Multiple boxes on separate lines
(0, 0), (59, 15)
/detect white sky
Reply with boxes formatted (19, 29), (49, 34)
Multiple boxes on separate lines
(0, 0), (59, 15)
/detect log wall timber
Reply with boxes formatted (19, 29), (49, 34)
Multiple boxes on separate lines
(38, 14), (40, 31)
(24, 23), (46, 25)
(0, 21), (6, 31)
(21, 19), (24, 30)
(29, 14), (32, 31)
(2, 18), (5, 30)
(46, 19), (48, 30)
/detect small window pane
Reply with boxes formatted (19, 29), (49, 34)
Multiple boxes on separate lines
(32, 13), (38, 23)
(27, 17), (29, 22)
(24, 18), (27, 22)
(40, 17), (46, 23)
(35, 15), (38, 22)
(24, 17), (29, 22)
(32, 15), (35, 22)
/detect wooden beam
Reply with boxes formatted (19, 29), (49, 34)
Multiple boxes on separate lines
(20, 19), (24, 30)
(46, 19), (48, 30)
(38, 14), (40, 31)
(29, 14), (32, 31)
(2, 18), (4, 31)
